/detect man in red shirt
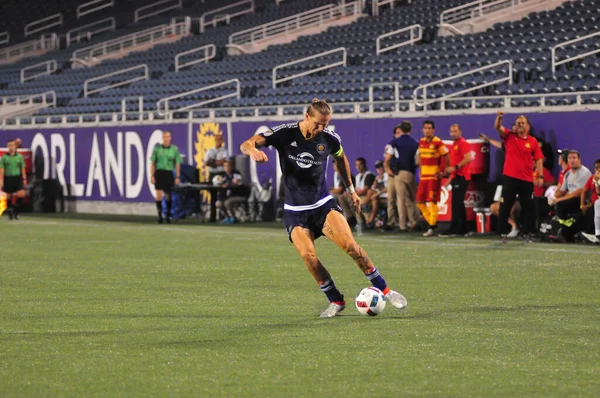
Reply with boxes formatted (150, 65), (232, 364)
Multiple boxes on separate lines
(494, 111), (544, 243)
(581, 159), (600, 243)
(556, 148), (571, 190)
(439, 124), (473, 237)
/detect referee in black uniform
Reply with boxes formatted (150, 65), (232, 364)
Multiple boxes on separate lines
(150, 131), (181, 224)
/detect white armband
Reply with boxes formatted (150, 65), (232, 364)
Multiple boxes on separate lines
(347, 186), (356, 194)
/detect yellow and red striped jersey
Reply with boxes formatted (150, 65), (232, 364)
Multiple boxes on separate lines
(418, 136), (449, 180)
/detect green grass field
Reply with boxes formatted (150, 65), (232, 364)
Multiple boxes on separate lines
(1, 215), (599, 397)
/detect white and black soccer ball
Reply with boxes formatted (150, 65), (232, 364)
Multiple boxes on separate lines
(355, 287), (386, 316)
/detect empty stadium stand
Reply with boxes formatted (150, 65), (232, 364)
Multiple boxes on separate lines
(0, 0), (599, 124)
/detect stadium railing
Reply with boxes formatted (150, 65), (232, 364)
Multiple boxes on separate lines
(0, 32), (9, 47)
(83, 64), (149, 97)
(200, 0), (255, 33)
(413, 60), (514, 108)
(25, 13), (63, 38)
(0, 33), (59, 64)
(371, 0), (405, 17)
(368, 82), (400, 112)
(376, 24), (422, 55)
(77, 0), (115, 19)
(272, 47), (347, 88)
(440, 0), (543, 35)
(66, 17), (116, 47)
(551, 30), (600, 74)
(228, 1), (361, 46)
(134, 0), (183, 23)
(175, 44), (217, 72)
(2, 90), (600, 127)
(156, 78), (241, 115)
(20, 60), (58, 83)
(0, 91), (56, 109)
(121, 96), (145, 114)
(72, 21), (190, 61)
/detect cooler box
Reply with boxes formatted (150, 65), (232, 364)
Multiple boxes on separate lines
(474, 207), (492, 233)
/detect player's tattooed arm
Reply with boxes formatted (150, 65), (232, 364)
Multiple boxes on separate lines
(240, 135), (269, 163)
(333, 153), (355, 194)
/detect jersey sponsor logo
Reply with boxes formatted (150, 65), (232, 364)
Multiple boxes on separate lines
(316, 143), (326, 154)
(288, 152), (322, 169)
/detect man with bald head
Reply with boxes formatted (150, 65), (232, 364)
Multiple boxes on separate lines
(440, 124), (473, 237)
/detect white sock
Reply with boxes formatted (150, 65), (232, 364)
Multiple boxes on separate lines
(594, 200), (600, 236)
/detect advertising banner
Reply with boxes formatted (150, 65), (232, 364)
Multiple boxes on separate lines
(2, 124), (188, 202)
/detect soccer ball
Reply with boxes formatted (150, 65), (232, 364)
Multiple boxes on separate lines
(355, 287), (386, 316)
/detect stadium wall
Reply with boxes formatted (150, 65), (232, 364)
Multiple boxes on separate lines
(3, 110), (599, 214)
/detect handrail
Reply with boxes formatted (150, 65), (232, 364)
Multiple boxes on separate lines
(229, 2), (360, 46)
(21, 60), (58, 83)
(66, 17), (116, 47)
(413, 60), (513, 107)
(3, 90), (600, 128)
(121, 96), (144, 114)
(200, 0), (254, 32)
(368, 82), (400, 112)
(376, 24), (422, 55)
(440, 0), (538, 30)
(83, 64), (149, 97)
(77, 0), (114, 19)
(552, 30), (600, 74)
(24, 13), (63, 37)
(272, 47), (347, 89)
(0, 34), (58, 62)
(135, 0), (183, 23)
(1, 91), (56, 107)
(156, 78), (241, 115)
(73, 22), (189, 60)
(175, 44), (216, 72)
(0, 32), (9, 47)
(371, 0), (399, 17)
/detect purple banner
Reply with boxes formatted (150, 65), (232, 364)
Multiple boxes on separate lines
(231, 111), (600, 194)
(2, 124), (188, 202)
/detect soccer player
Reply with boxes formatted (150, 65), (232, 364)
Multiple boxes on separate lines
(0, 139), (27, 220)
(240, 99), (407, 318)
(150, 131), (181, 224)
(494, 111), (543, 243)
(416, 120), (450, 237)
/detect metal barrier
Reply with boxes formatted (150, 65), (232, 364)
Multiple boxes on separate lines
(83, 64), (149, 97)
(66, 17), (116, 47)
(1, 91), (56, 107)
(368, 82), (400, 112)
(440, 0), (539, 34)
(121, 96), (144, 114)
(77, 0), (114, 19)
(229, 2), (360, 46)
(20, 60), (58, 83)
(0, 34), (58, 62)
(0, 32), (9, 47)
(24, 13), (63, 37)
(413, 60), (513, 107)
(371, 0), (402, 17)
(552, 30), (600, 74)
(73, 22), (189, 60)
(156, 79), (241, 115)
(200, 0), (254, 32)
(272, 47), (347, 88)
(376, 24), (422, 55)
(135, 0), (183, 23)
(175, 44), (216, 72)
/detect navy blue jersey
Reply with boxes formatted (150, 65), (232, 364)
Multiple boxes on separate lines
(260, 123), (343, 211)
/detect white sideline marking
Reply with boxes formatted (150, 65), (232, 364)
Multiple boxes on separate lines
(15, 219), (599, 255)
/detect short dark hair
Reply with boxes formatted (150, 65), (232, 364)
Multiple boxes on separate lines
(595, 159), (600, 165)
(7, 140), (13, 145)
(568, 150), (581, 159)
(356, 157), (366, 166)
(423, 120), (435, 129)
(396, 121), (412, 134)
(307, 98), (331, 116)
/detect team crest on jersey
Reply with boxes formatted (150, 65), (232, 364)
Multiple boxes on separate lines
(316, 143), (327, 154)
(430, 144), (434, 149)
(525, 143), (531, 148)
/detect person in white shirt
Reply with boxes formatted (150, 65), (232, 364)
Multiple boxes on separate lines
(204, 134), (229, 221)
(354, 157), (375, 227)
(366, 160), (388, 229)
